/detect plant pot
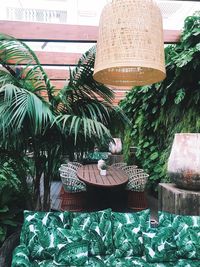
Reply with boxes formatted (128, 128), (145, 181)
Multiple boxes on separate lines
(168, 133), (200, 190)
(97, 159), (105, 170)
(109, 138), (122, 154)
(100, 169), (107, 176)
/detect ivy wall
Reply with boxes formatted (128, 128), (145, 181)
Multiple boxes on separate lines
(120, 14), (200, 192)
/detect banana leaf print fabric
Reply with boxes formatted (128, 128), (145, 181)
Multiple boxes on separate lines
(71, 209), (113, 255)
(11, 245), (31, 267)
(175, 226), (200, 259)
(158, 211), (200, 228)
(176, 259), (200, 266)
(111, 209), (150, 257)
(158, 211), (175, 227)
(12, 209), (200, 267)
(143, 226), (178, 263)
(158, 211), (200, 260)
(53, 229), (89, 266)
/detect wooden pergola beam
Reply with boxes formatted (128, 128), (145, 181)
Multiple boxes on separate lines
(6, 51), (82, 66)
(44, 69), (69, 80)
(0, 20), (181, 43)
(35, 51), (82, 66)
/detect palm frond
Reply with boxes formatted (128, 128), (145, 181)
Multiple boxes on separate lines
(0, 84), (54, 140)
(0, 34), (54, 102)
(54, 114), (111, 144)
(59, 46), (114, 104)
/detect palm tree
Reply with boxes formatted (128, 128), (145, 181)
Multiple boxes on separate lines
(0, 34), (127, 210)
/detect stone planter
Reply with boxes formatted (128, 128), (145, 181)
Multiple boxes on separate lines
(168, 133), (200, 190)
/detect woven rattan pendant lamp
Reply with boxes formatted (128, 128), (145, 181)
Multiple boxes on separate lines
(93, 0), (166, 87)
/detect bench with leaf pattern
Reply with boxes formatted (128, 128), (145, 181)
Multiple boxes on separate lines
(11, 209), (200, 266)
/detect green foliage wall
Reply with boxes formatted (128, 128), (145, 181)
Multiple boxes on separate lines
(120, 14), (200, 192)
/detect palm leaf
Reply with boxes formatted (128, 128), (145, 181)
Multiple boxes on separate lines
(0, 84), (54, 139)
(54, 114), (111, 144)
(0, 34), (54, 102)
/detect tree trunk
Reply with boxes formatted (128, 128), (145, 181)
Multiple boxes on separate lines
(42, 170), (51, 211)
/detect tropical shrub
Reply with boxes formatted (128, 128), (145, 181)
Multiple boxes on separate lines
(0, 36), (127, 210)
(0, 152), (30, 245)
(120, 14), (200, 192)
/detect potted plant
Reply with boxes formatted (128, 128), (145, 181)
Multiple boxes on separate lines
(100, 163), (107, 176)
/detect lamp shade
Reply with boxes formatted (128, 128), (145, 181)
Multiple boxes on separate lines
(93, 0), (166, 87)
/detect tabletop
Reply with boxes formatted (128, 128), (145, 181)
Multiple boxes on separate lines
(77, 164), (128, 187)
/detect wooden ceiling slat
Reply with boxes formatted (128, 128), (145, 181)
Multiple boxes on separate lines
(44, 69), (69, 79)
(36, 51), (82, 65)
(0, 20), (97, 42)
(6, 51), (82, 66)
(0, 20), (181, 43)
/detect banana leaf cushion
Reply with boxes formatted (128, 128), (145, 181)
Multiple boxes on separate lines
(143, 226), (178, 263)
(174, 226), (200, 260)
(158, 211), (175, 228)
(158, 211), (200, 228)
(176, 259), (200, 266)
(12, 228), (90, 266)
(11, 245), (31, 267)
(104, 255), (176, 267)
(71, 209), (113, 256)
(85, 256), (108, 267)
(32, 260), (55, 266)
(21, 210), (70, 244)
(53, 228), (89, 265)
(111, 209), (150, 257)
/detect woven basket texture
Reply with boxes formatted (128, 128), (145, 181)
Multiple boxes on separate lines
(122, 165), (139, 174)
(93, 0), (166, 87)
(60, 174), (86, 193)
(60, 190), (86, 212)
(127, 191), (148, 211)
(59, 165), (77, 177)
(126, 172), (149, 192)
(68, 162), (82, 171)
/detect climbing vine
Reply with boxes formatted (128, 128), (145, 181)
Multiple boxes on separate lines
(120, 14), (200, 192)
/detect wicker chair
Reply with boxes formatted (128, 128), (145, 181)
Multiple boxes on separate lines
(59, 169), (87, 212)
(126, 172), (149, 211)
(59, 166), (77, 177)
(111, 162), (127, 169)
(122, 166), (142, 177)
(126, 173), (149, 192)
(67, 162), (83, 171)
(60, 173), (86, 193)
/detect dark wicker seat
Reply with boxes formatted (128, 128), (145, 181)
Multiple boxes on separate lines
(59, 165), (87, 211)
(125, 172), (149, 211)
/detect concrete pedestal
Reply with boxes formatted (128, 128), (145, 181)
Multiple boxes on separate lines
(158, 183), (200, 215)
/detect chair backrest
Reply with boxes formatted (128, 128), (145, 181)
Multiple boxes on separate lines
(60, 174), (86, 193)
(68, 162), (82, 171)
(122, 166), (140, 176)
(59, 166), (77, 178)
(126, 173), (149, 192)
(111, 162), (127, 169)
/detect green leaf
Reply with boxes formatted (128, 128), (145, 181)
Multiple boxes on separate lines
(150, 152), (159, 161)
(174, 89), (186, 104)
